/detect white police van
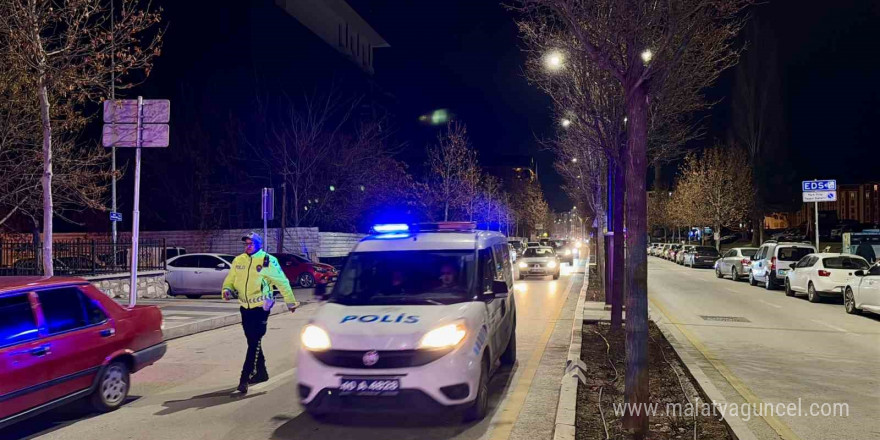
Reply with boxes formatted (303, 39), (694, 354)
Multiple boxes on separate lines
(297, 222), (517, 422)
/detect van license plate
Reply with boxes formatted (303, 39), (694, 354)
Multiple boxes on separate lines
(339, 378), (400, 396)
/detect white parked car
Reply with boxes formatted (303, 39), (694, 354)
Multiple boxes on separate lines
(784, 253), (870, 303)
(297, 222), (516, 422)
(749, 241), (816, 290)
(165, 253), (237, 299)
(843, 263), (880, 315)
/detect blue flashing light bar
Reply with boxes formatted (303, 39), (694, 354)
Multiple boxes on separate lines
(372, 223), (410, 233)
(374, 233), (411, 240)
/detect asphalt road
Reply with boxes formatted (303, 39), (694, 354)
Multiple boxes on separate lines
(648, 257), (880, 440)
(2, 264), (583, 440)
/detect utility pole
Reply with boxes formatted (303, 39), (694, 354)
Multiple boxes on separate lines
(110, 0), (117, 257)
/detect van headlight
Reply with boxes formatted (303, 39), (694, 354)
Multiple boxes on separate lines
(301, 325), (331, 351)
(564, 249), (572, 255)
(547, 261), (557, 268)
(418, 323), (467, 349)
(518, 262), (528, 269)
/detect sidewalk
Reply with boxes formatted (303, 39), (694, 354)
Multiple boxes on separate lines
(118, 289), (318, 341)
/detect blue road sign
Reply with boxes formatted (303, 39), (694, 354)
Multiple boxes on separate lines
(110, 212), (123, 222)
(802, 180), (836, 192)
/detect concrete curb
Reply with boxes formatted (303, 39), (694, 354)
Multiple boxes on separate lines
(160, 301), (309, 341)
(648, 303), (759, 440)
(552, 266), (589, 440)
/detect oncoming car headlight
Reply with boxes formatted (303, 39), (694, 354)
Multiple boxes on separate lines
(301, 324), (331, 351)
(418, 323), (467, 349)
(518, 262), (528, 269)
(547, 261), (558, 269)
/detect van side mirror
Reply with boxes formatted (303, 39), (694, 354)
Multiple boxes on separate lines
(854, 270), (865, 277)
(492, 280), (509, 295)
(789, 263), (796, 269)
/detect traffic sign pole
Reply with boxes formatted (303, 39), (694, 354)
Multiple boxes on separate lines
(815, 200), (820, 250)
(102, 97), (170, 308)
(129, 96), (144, 308)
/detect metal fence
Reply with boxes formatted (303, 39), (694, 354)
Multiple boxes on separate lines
(0, 239), (167, 276)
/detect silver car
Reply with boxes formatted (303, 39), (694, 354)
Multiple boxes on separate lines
(676, 245), (696, 265)
(165, 253), (237, 299)
(715, 247), (758, 281)
(516, 246), (561, 280)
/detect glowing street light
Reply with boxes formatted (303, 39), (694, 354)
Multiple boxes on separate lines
(544, 51), (564, 71)
(561, 118), (572, 128)
(641, 49), (653, 64)
(571, 157), (578, 163)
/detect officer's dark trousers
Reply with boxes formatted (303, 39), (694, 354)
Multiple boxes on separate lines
(240, 306), (270, 383)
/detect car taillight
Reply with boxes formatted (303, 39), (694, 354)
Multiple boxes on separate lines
(741, 258), (750, 266)
(770, 257), (776, 271)
(818, 270), (831, 277)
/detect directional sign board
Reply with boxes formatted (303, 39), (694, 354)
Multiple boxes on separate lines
(102, 124), (169, 147)
(110, 212), (123, 222)
(103, 99), (170, 124)
(803, 191), (837, 202)
(802, 180), (836, 192)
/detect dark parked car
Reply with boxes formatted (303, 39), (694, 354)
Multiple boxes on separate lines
(0, 277), (165, 429)
(684, 246), (721, 268)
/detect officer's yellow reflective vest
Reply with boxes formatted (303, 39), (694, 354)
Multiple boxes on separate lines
(222, 250), (296, 309)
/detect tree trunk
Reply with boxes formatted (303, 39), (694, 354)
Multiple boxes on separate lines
(444, 200), (449, 222)
(293, 187), (300, 227)
(716, 224), (722, 251)
(39, 83), (54, 277)
(596, 214), (606, 293)
(622, 82), (649, 438)
(611, 161), (625, 329)
(751, 210), (762, 246)
(278, 183), (287, 253)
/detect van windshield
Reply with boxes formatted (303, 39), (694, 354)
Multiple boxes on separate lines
(331, 251), (476, 306)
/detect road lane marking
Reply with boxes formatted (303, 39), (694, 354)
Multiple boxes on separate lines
(488, 273), (577, 440)
(758, 300), (783, 309)
(649, 296), (804, 440)
(810, 319), (853, 334)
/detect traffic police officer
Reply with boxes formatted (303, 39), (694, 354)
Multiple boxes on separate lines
(222, 232), (298, 393)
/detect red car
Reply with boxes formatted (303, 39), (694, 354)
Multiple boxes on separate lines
(0, 277), (165, 429)
(275, 253), (338, 288)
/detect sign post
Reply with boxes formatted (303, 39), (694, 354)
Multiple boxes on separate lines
(103, 98), (170, 307)
(261, 188), (275, 246)
(802, 180), (837, 250)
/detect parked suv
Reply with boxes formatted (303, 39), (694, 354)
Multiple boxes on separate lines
(748, 241), (817, 290)
(0, 277), (165, 429)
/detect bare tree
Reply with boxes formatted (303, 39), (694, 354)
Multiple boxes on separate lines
(511, 0), (752, 434)
(1, 0), (164, 275)
(731, 18), (783, 245)
(671, 145), (753, 250)
(426, 122), (479, 222)
(0, 51), (112, 232)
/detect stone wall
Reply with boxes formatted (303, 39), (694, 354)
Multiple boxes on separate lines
(87, 270), (167, 299)
(318, 232), (366, 257)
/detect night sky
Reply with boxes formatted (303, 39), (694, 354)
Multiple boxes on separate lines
(130, 0), (879, 221)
